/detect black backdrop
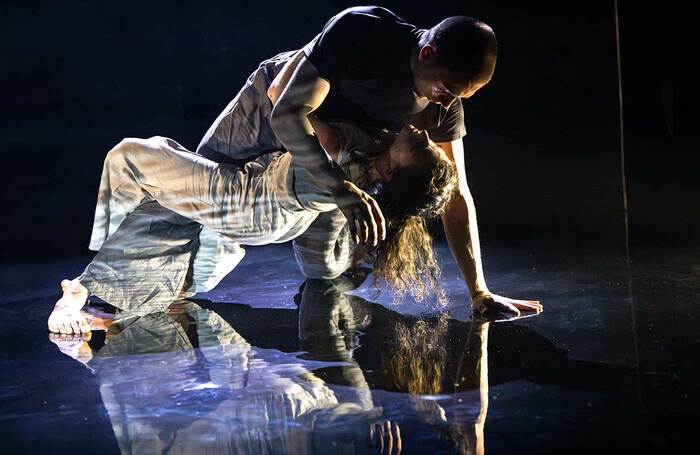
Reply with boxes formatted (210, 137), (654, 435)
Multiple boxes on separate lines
(1, 0), (697, 262)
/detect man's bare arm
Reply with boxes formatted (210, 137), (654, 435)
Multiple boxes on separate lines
(270, 55), (384, 245)
(437, 139), (541, 315)
(267, 54), (340, 158)
(267, 50), (304, 105)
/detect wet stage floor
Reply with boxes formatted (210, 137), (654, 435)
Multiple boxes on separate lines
(1, 242), (698, 453)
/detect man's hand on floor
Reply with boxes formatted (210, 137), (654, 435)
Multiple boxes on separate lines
(472, 291), (542, 316)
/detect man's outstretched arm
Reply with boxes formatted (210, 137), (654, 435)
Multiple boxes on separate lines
(437, 139), (542, 315)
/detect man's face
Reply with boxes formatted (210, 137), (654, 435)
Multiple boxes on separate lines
(426, 74), (489, 108)
(415, 44), (494, 107)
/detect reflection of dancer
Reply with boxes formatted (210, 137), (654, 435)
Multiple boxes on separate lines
(294, 273), (639, 454)
(384, 316), (490, 454)
(50, 301), (403, 454)
(296, 275), (484, 453)
(48, 120), (457, 334)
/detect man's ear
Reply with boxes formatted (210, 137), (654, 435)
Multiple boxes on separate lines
(419, 44), (437, 61)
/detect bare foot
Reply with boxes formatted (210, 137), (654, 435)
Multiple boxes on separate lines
(47, 279), (91, 334)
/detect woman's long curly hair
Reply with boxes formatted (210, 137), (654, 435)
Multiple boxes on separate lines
(381, 313), (450, 394)
(361, 141), (458, 304)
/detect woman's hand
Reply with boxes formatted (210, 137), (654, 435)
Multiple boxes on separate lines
(335, 180), (386, 246)
(472, 291), (542, 316)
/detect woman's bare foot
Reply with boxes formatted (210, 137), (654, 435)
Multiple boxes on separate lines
(47, 279), (91, 334)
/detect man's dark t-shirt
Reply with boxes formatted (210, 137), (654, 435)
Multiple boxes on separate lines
(302, 5), (466, 143)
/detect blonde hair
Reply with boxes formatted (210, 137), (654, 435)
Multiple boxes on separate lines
(382, 313), (449, 394)
(373, 143), (458, 304)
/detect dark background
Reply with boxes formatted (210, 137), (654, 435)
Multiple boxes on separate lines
(1, 0), (697, 263)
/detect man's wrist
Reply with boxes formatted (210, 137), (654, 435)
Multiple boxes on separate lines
(470, 286), (490, 300)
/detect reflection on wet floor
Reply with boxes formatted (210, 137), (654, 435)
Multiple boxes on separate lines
(1, 243), (699, 453)
(52, 292), (491, 453)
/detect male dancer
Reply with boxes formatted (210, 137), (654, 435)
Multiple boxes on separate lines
(198, 6), (540, 315)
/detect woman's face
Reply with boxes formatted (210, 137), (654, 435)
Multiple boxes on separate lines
(388, 124), (435, 170)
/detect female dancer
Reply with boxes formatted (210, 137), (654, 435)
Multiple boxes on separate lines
(48, 120), (458, 334)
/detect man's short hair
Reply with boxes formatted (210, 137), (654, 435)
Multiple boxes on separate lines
(429, 16), (498, 82)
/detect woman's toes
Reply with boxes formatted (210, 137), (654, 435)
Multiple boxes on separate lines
(81, 319), (92, 333)
(60, 322), (73, 335)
